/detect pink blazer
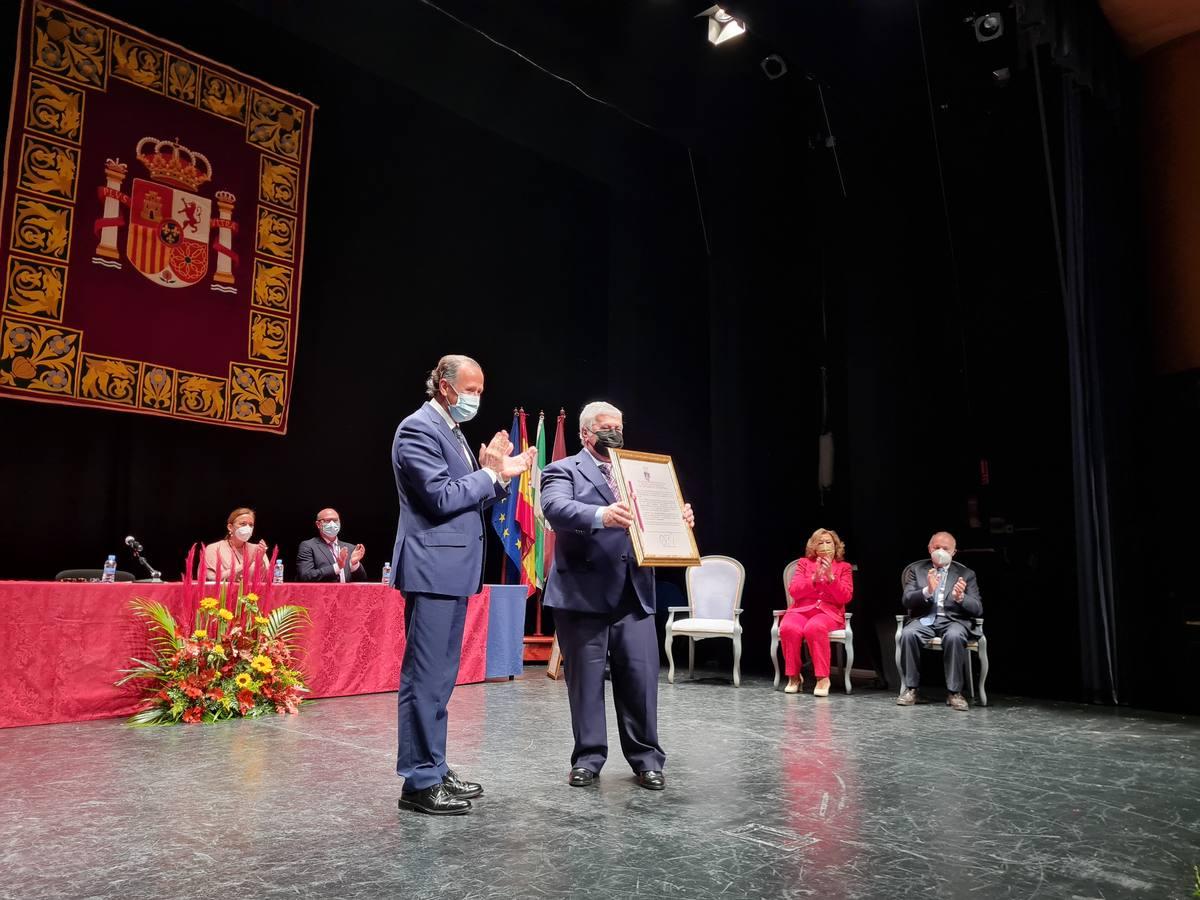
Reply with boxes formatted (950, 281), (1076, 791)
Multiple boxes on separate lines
(786, 558), (854, 626)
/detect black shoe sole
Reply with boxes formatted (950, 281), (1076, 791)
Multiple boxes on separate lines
(568, 773), (597, 787)
(636, 778), (665, 791)
(398, 797), (471, 815)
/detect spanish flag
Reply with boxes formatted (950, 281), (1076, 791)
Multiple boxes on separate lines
(515, 409), (541, 590)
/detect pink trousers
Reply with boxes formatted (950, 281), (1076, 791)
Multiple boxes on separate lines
(779, 608), (841, 678)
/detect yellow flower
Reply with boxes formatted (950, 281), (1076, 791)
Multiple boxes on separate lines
(251, 655), (274, 674)
(192, 629), (207, 639)
(199, 598), (218, 611)
(212, 645), (225, 657)
(244, 593), (260, 604)
(235, 672), (253, 688)
(254, 615), (270, 627)
(217, 609), (234, 621)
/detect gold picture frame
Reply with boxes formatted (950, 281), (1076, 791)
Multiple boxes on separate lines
(609, 448), (701, 567)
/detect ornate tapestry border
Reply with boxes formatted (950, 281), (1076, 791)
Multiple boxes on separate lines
(0, 0), (316, 434)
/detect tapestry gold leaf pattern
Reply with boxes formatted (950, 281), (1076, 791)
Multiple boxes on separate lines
(230, 363), (285, 425)
(17, 135), (79, 201)
(25, 76), (84, 143)
(79, 353), (140, 405)
(11, 196), (73, 261)
(31, 1), (107, 89)
(0, 315), (79, 394)
(4, 256), (67, 320)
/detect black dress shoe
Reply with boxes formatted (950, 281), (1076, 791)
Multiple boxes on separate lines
(443, 767), (483, 799)
(568, 767), (597, 787)
(398, 783), (471, 815)
(636, 770), (665, 791)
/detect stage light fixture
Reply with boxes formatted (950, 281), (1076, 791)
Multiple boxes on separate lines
(760, 54), (788, 80)
(973, 12), (1004, 42)
(696, 5), (746, 46)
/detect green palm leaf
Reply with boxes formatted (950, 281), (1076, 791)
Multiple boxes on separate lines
(265, 604), (308, 645)
(128, 599), (181, 656)
(115, 657), (165, 686)
(129, 707), (170, 726)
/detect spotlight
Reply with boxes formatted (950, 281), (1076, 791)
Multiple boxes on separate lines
(760, 54), (788, 80)
(696, 5), (746, 46)
(973, 12), (1004, 42)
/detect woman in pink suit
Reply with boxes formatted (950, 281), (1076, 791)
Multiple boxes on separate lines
(779, 528), (853, 696)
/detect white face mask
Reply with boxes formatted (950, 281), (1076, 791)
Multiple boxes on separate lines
(448, 385), (480, 423)
(321, 521), (341, 537)
(233, 525), (253, 542)
(931, 548), (953, 567)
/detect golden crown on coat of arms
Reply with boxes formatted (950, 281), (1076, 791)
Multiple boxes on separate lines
(135, 136), (212, 192)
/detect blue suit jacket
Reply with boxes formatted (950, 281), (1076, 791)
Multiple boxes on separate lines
(541, 449), (655, 615)
(389, 402), (507, 597)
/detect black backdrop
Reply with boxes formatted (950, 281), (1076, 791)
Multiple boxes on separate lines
(0, 0), (1184, 712)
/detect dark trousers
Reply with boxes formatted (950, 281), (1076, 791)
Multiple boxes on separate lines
(395, 592), (468, 792)
(553, 590), (665, 775)
(900, 617), (970, 693)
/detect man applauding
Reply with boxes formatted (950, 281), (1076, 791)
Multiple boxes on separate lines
(390, 354), (534, 815)
(296, 508), (367, 583)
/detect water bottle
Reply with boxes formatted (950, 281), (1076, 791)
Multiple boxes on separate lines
(273, 560), (284, 584)
(101, 554), (117, 583)
(381, 562), (391, 584)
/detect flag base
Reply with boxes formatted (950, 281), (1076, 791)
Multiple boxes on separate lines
(522, 635), (554, 663)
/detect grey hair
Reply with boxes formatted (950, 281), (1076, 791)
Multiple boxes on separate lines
(579, 401), (622, 436)
(425, 354), (480, 398)
(929, 531), (957, 548)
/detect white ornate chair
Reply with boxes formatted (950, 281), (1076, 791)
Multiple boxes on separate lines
(894, 561), (989, 705)
(665, 555), (745, 687)
(769, 559), (855, 693)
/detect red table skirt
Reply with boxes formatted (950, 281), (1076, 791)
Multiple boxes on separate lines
(0, 581), (492, 729)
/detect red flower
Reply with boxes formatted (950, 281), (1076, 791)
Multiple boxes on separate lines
(206, 687), (225, 701)
(237, 689), (255, 714)
(182, 706), (203, 724)
(155, 689), (170, 702)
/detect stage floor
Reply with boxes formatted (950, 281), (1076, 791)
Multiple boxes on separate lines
(1, 673), (1197, 899)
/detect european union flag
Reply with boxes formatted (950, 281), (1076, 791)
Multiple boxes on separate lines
(490, 408), (523, 581)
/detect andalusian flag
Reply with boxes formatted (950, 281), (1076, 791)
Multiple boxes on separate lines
(531, 411), (548, 587)
(490, 409), (523, 579)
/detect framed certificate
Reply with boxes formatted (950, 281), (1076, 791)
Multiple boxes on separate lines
(609, 449), (701, 567)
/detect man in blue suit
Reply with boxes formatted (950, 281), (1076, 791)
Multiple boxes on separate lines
(541, 401), (694, 791)
(391, 354), (534, 815)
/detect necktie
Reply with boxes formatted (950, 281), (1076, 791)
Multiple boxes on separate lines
(598, 462), (618, 498)
(920, 568), (947, 626)
(452, 427), (475, 469)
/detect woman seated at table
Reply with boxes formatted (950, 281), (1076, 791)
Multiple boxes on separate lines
(779, 528), (854, 696)
(204, 507), (269, 584)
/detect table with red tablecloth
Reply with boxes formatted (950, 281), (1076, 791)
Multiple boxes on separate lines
(0, 581), (528, 729)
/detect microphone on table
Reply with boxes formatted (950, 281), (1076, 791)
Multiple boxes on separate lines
(124, 534), (162, 581)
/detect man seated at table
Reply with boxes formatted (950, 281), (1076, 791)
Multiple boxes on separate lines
(296, 508), (368, 583)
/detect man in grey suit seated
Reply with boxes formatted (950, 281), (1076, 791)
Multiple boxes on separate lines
(296, 508), (368, 583)
(897, 531), (983, 711)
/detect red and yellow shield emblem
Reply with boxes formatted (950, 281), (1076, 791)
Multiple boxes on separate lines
(126, 178), (211, 287)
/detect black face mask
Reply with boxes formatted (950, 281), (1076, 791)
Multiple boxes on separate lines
(592, 428), (624, 450)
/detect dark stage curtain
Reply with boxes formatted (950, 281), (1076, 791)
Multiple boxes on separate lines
(1031, 40), (1141, 704)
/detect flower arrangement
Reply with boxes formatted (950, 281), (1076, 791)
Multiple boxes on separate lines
(118, 542), (308, 725)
